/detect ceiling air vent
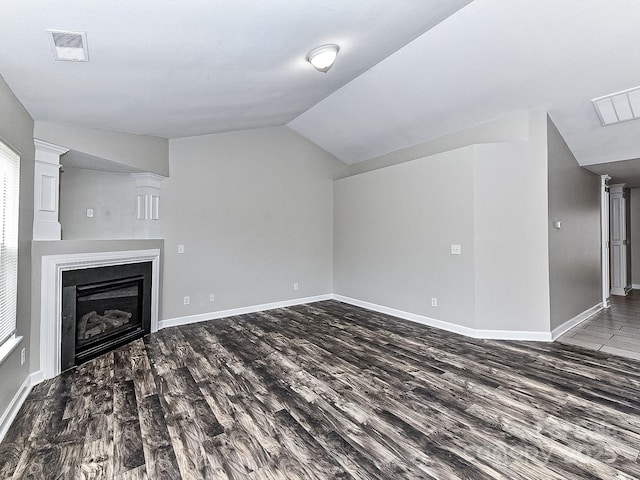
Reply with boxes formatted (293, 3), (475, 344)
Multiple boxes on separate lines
(47, 30), (88, 62)
(592, 86), (640, 126)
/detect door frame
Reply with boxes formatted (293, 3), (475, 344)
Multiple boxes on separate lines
(601, 174), (611, 308)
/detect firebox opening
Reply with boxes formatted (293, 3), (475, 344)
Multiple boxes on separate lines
(76, 276), (143, 350)
(61, 261), (152, 371)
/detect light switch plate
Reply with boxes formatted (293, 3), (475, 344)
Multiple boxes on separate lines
(86, 208), (94, 218)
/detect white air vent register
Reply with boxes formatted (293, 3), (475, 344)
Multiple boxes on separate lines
(592, 86), (640, 126)
(47, 30), (89, 62)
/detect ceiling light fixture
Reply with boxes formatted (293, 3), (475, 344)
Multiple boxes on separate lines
(306, 44), (339, 73)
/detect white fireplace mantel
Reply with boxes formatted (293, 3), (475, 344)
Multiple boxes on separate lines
(40, 249), (160, 379)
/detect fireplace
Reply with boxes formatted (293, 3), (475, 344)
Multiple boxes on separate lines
(61, 262), (152, 371)
(40, 248), (160, 380)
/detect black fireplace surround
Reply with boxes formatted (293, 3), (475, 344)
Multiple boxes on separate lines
(61, 262), (152, 371)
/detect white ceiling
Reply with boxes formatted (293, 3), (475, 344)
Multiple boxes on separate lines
(2, 0), (640, 170)
(289, 0), (640, 165)
(0, 0), (469, 139)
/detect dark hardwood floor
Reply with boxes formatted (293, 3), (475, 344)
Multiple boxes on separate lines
(2, 300), (640, 479)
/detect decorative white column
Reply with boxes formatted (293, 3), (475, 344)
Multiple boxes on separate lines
(131, 173), (164, 239)
(33, 139), (69, 241)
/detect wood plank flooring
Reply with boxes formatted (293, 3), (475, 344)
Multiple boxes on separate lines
(2, 300), (640, 479)
(558, 290), (640, 360)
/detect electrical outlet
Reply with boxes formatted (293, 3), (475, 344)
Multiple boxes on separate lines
(451, 244), (461, 255)
(431, 298), (438, 307)
(293, 283), (299, 291)
(20, 348), (25, 365)
(177, 244), (185, 254)
(209, 293), (215, 302)
(183, 296), (190, 305)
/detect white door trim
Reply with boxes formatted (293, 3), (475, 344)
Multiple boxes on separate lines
(601, 174), (611, 308)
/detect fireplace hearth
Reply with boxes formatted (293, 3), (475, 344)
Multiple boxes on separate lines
(61, 262), (152, 371)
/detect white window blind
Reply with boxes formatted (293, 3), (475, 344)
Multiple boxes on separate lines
(0, 140), (19, 348)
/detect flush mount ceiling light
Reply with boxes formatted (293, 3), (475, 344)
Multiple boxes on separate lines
(592, 85), (640, 126)
(306, 44), (339, 73)
(47, 29), (89, 61)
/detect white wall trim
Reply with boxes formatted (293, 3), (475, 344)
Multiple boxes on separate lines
(161, 293), (558, 341)
(331, 295), (553, 341)
(632, 284), (640, 290)
(40, 249), (160, 380)
(30, 369), (45, 386)
(160, 294), (333, 329)
(0, 370), (43, 443)
(550, 303), (603, 341)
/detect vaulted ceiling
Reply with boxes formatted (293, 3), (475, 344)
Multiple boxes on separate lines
(1, 0), (640, 170)
(0, 0), (469, 141)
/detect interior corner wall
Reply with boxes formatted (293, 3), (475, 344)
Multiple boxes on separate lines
(161, 126), (348, 321)
(334, 110), (552, 335)
(547, 116), (601, 331)
(0, 75), (34, 416)
(59, 167), (136, 240)
(334, 147), (477, 328)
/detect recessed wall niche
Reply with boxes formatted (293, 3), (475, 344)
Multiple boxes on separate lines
(59, 166), (138, 240)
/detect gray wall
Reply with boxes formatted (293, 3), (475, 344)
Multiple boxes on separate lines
(59, 167), (136, 240)
(34, 121), (169, 176)
(547, 116), (601, 330)
(472, 140), (550, 332)
(349, 110), (530, 176)
(0, 75), (34, 416)
(334, 147), (477, 327)
(161, 126), (348, 320)
(334, 111), (552, 333)
(629, 189), (640, 286)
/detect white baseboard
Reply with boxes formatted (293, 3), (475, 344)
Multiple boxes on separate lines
(632, 284), (640, 290)
(0, 370), (43, 443)
(550, 303), (603, 341)
(29, 369), (45, 386)
(332, 295), (553, 342)
(159, 294), (333, 329)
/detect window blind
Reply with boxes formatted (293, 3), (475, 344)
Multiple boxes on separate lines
(0, 141), (19, 348)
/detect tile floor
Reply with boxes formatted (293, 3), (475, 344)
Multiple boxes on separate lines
(557, 290), (640, 360)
